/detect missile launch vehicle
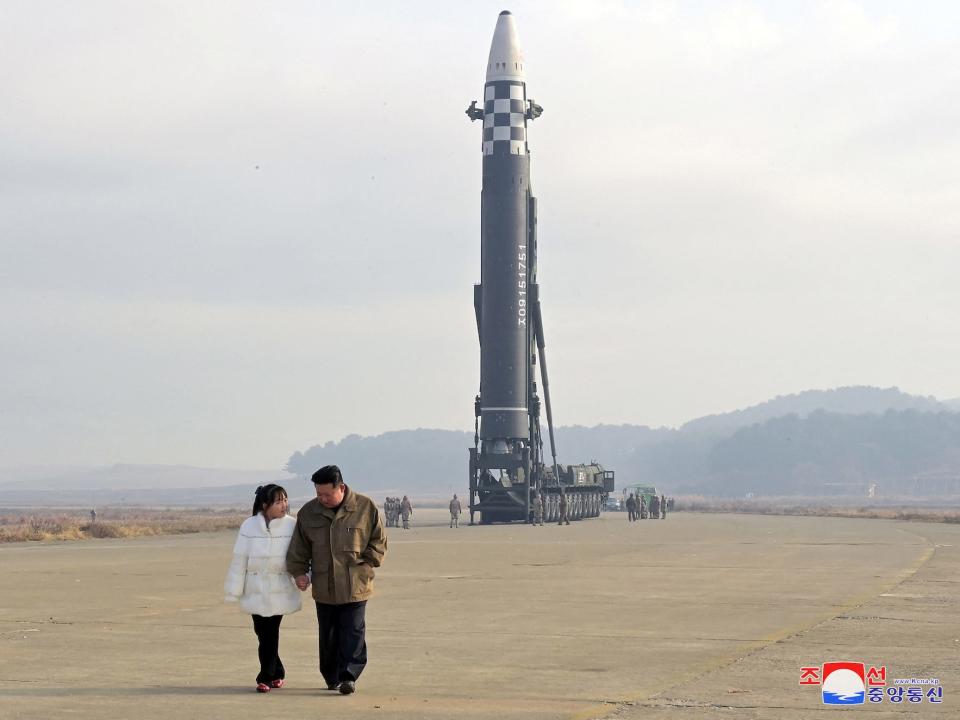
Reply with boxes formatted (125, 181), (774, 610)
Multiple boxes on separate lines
(465, 12), (615, 524)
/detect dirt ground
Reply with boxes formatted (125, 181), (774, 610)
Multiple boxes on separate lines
(1, 509), (956, 719)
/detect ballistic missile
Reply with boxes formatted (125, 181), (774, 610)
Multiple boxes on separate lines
(466, 10), (543, 457)
(466, 13), (614, 524)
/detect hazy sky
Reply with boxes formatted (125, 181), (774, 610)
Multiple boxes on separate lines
(2, 1), (958, 469)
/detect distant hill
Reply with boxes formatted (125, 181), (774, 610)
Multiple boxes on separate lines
(5, 386), (957, 507)
(698, 409), (960, 497)
(618, 387), (955, 493)
(286, 386), (960, 499)
(680, 386), (946, 438)
(284, 426), (664, 499)
(553, 424), (674, 464)
(286, 429), (471, 498)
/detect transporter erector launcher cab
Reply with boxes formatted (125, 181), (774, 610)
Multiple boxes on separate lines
(466, 12), (614, 524)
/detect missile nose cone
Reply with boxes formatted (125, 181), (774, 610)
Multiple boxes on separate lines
(486, 10), (525, 82)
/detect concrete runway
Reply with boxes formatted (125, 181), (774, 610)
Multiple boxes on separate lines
(1, 509), (956, 719)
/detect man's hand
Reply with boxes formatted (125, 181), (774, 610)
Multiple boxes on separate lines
(295, 574), (310, 591)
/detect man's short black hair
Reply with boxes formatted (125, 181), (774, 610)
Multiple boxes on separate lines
(311, 465), (343, 487)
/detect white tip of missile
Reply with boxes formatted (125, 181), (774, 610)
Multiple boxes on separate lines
(486, 10), (525, 82)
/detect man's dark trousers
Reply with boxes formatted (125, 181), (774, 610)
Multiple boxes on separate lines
(315, 601), (367, 684)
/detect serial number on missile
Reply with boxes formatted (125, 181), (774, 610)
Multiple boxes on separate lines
(517, 244), (527, 327)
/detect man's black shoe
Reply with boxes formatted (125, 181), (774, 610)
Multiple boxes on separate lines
(326, 681), (340, 691)
(339, 680), (356, 695)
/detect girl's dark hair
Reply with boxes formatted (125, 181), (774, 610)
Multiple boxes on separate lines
(252, 484), (288, 516)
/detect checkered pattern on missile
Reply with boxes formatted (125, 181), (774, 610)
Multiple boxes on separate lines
(482, 81), (527, 156)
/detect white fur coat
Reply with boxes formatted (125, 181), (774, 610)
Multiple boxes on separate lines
(224, 513), (302, 616)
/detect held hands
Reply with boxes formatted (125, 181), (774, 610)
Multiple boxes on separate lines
(294, 574), (311, 591)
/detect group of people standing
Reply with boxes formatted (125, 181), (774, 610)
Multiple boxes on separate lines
(447, 489), (574, 527)
(528, 489), (571, 526)
(383, 495), (413, 529)
(624, 492), (670, 521)
(224, 465), (387, 696)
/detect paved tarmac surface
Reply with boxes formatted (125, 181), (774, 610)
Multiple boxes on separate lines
(1, 509), (956, 719)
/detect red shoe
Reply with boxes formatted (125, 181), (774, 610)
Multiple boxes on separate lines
(256, 683), (271, 693)
(270, 679), (285, 689)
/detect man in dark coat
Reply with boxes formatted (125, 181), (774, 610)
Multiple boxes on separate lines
(287, 465), (387, 695)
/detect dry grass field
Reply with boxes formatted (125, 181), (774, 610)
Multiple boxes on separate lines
(3, 496), (958, 545)
(674, 495), (960, 524)
(0, 508), (246, 543)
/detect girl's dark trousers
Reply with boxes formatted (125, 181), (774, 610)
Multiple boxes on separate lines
(251, 614), (285, 684)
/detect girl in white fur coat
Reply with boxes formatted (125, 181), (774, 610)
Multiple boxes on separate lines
(224, 484), (302, 692)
